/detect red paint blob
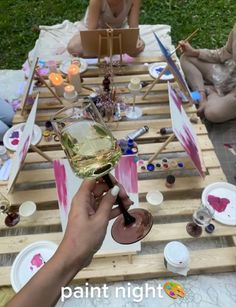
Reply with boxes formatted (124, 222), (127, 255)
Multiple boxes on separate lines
(11, 139), (19, 145)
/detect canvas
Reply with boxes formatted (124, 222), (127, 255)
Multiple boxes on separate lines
(53, 155), (141, 254)
(168, 82), (205, 178)
(8, 95), (39, 192)
(154, 33), (192, 99)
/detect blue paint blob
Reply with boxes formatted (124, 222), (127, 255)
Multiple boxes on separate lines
(177, 162), (184, 168)
(147, 163), (155, 171)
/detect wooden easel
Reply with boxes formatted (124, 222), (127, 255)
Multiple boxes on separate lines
(98, 28), (123, 66)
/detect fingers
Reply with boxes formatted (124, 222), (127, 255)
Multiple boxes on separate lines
(109, 202), (133, 220)
(96, 185), (120, 220)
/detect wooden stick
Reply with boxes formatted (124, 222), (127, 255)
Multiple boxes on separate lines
(171, 28), (199, 55)
(30, 145), (53, 162)
(143, 64), (169, 99)
(35, 70), (64, 105)
(148, 133), (175, 164)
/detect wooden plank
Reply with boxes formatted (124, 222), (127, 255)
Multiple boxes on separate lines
(1, 221), (235, 255)
(1, 247), (235, 286)
(138, 169), (225, 195)
(0, 199), (202, 231)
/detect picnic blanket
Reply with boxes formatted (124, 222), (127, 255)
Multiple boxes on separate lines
(28, 21), (174, 62)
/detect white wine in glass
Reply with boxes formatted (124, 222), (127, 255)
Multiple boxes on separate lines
(52, 100), (153, 244)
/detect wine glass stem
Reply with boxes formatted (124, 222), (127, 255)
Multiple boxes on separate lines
(103, 174), (136, 226)
(132, 94), (136, 111)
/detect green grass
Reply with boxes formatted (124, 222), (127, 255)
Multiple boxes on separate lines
(0, 0), (235, 69)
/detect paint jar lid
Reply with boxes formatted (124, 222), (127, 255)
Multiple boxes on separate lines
(146, 190), (163, 206)
(164, 241), (189, 268)
(205, 223), (215, 233)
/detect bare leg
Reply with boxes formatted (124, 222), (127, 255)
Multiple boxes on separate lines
(204, 90), (236, 123)
(180, 55), (216, 117)
(67, 32), (83, 56)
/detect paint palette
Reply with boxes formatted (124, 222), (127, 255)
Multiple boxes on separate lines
(202, 182), (236, 225)
(59, 57), (88, 75)
(163, 281), (185, 299)
(149, 62), (174, 80)
(3, 123), (42, 151)
(11, 241), (58, 292)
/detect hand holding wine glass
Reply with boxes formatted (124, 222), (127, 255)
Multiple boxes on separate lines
(52, 100), (153, 244)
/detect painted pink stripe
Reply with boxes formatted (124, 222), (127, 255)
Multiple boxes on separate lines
(115, 156), (138, 193)
(53, 160), (68, 213)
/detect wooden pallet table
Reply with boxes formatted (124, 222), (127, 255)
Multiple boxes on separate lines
(1, 55), (235, 289)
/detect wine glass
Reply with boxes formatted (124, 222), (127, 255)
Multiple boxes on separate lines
(0, 192), (20, 227)
(125, 78), (143, 119)
(186, 203), (215, 237)
(52, 100), (153, 244)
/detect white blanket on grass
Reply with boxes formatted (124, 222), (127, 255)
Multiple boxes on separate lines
(28, 20), (174, 62)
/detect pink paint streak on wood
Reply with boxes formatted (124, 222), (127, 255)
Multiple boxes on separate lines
(53, 160), (68, 213)
(208, 194), (230, 212)
(114, 155), (138, 193)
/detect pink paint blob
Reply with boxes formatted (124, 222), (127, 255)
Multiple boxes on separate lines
(53, 160), (68, 213)
(30, 253), (44, 270)
(208, 194), (230, 212)
(115, 155), (138, 193)
(11, 139), (19, 145)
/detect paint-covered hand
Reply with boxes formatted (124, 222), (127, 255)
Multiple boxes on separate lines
(57, 177), (133, 270)
(179, 41), (199, 57)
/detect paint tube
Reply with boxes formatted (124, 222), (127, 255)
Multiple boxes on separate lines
(126, 126), (149, 140)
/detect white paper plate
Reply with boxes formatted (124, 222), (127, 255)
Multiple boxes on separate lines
(3, 123), (42, 151)
(11, 241), (58, 292)
(59, 58), (88, 75)
(149, 62), (174, 80)
(202, 182), (236, 225)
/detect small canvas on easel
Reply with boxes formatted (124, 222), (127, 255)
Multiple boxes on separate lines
(8, 95), (39, 192)
(168, 82), (205, 178)
(53, 156), (140, 254)
(144, 33), (192, 100)
(154, 33), (191, 97)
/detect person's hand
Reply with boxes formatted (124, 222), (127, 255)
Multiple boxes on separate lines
(196, 103), (205, 118)
(57, 177), (133, 270)
(179, 41), (199, 57)
(136, 37), (145, 53)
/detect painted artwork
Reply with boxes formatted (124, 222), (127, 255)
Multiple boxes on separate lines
(53, 155), (140, 253)
(8, 95), (39, 192)
(168, 82), (205, 177)
(154, 32), (192, 98)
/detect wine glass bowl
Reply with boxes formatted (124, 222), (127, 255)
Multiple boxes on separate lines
(52, 101), (122, 179)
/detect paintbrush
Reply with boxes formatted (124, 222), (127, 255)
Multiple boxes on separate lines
(224, 143), (236, 156)
(171, 28), (199, 55)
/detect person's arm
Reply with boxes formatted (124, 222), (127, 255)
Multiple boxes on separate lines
(127, 0), (145, 55)
(127, 0), (141, 28)
(180, 24), (235, 63)
(6, 179), (133, 307)
(86, 0), (103, 29)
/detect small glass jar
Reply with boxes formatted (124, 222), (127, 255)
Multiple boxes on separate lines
(0, 146), (10, 162)
(43, 130), (52, 142)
